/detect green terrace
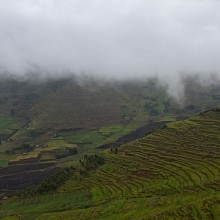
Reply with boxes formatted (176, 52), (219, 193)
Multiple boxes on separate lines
(1, 108), (220, 219)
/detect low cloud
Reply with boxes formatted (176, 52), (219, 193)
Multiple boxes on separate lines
(1, 0), (220, 96)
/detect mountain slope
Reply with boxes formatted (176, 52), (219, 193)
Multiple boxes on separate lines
(1, 108), (220, 219)
(1, 76), (220, 155)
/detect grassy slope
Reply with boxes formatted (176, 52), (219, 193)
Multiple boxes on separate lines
(1, 76), (220, 156)
(2, 109), (220, 219)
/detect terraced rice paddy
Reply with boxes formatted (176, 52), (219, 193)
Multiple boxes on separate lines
(1, 109), (220, 219)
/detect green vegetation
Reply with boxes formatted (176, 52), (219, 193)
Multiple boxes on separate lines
(15, 154), (104, 198)
(64, 131), (104, 144)
(0, 160), (8, 167)
(29, 127), (48, 138)
(2, 77), (220, 219)
(0, 113), (19, 135)
(99, 124), (123, 135)
(2, 108), (220, 219)
(79, 154), (105, 170)
(5, 143), (33, 155)
(54, 147), (78, 159)
(16, 166), (76, 198)
(1, 76), (220, 165)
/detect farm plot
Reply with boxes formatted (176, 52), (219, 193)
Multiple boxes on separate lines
(53, 110), (220, 219)
(0, 162), (56, 177)
(0, 114), (19, 140)
(0, 167), (60, 192)
(0, 189), (92, 219)
(0, 161), (58, 196)
(64, 131), (104, 144)
(0, 160), (8, 168)
(2, 109), (220, 219)
(97, 121), (169, 149)
(62, 123), (139, 149)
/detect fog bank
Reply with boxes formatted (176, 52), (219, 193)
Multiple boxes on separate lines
(1, 0), (220, 97)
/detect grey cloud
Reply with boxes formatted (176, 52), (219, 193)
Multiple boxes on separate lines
(1, 0), (220, 95)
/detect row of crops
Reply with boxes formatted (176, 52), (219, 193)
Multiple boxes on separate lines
(2, 109), (220, 219)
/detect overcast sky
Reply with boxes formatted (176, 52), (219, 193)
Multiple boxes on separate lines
(1, 0), (220, 87)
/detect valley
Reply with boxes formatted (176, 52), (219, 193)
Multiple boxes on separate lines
(1, 1), (220, 219)
(1, 77), (220, 219)
(1, 108), (220, 219)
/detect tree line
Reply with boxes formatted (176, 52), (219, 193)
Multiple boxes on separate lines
(5, 143), (33, 155)
(15, 154), (105, 198)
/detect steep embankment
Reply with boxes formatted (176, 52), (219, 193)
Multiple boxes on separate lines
(1, 109), (220, 219)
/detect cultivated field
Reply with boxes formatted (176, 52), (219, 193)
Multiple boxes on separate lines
(1, 108), (220, 219)
(1, 76), (220, 167)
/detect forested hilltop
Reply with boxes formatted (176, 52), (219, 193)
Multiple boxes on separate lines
(1, 108), (220, 219)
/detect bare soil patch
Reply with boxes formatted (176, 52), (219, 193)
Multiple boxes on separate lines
(0, 162), (56, 177)
(0, 167), (60, 192)
(97, 121), (170, 149)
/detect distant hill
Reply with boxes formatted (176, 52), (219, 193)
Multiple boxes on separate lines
(1, 75), (220, 174)
(1, 108), (220, 219)
(0, 75), (220, 143)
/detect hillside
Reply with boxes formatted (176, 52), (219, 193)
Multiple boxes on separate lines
(1, 75), (220, 168)
(1, 108), (220, 219)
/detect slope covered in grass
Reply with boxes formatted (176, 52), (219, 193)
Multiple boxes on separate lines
(1, 108), (220, 219)
(1, 76), (220, 141)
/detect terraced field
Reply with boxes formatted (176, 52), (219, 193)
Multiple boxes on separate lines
(1, 108), (220, 219)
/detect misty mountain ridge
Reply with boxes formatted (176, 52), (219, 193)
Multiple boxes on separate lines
(0, 74), (219, 132)
(0, 74), (219, 168)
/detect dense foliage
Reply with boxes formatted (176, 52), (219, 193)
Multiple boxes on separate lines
(79, 154), (105, 170)
(16, 166), (76, 198)
(5, 143), (34, 154)
(55, 147), (78, 159)
(16, 154), (105, 198)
